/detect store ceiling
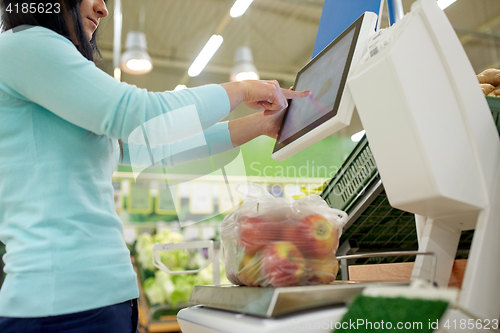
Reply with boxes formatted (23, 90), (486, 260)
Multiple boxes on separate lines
(96, 0), (500, 133)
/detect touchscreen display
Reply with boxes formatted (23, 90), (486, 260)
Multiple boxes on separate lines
(276, 27), (358, 145)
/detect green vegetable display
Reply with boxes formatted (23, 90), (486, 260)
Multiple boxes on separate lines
(135, 230), (230, 307)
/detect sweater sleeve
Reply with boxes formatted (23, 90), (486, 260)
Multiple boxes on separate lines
(0, 26), (230, 142)
(120, 121), (235, 168)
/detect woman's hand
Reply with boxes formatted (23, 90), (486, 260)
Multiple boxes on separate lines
(260, 107), (286, 139)
(261, 86), (300, 139)
(227, 86), (307, 145)
(221, 80), (310, 112)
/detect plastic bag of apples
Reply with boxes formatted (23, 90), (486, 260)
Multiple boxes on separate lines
(221, 183), (348, 288)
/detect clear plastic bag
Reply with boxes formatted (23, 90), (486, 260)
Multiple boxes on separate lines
(221, 183), (348, 288)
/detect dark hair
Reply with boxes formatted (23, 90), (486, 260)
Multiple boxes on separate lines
(1, 0), (98, 60)
(0, 0), (124, 158)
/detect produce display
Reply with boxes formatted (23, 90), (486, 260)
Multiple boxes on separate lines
(221, 183), (347, 288)
(478, 68), (500, 97)
(135, 231), (229, 307)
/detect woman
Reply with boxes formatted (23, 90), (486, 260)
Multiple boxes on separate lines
(0, 0), (310, 332)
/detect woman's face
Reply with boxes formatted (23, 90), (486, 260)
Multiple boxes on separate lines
(80, 0), (108, 40)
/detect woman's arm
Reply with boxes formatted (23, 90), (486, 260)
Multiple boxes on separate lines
(228, 112), (269, 146)
(120, 108), (286, 167)
(221, 81), (310, 114)
(0, 28), (228, 143)
(120, 122), (233, 167)
(0, 28), (308, 144)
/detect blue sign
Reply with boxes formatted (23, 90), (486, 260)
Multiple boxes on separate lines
(313, 0), (383, 57)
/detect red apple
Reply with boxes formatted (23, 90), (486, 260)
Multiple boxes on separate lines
(306, 255), (339, 284)
(238, 253), (262, 287)
(261, 242), (305, 287)
(239, 215), (281, 254)
(282, 214), (338, 259)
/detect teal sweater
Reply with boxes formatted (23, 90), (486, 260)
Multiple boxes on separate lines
(0, 25), (232, 317)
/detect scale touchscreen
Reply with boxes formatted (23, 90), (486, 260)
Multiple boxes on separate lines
(279, 29), (356, 142)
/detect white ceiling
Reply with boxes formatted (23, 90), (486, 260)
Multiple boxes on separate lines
(95, 0), (500, 133)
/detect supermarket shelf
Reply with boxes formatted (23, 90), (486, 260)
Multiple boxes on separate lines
(137, 306), (181, 333)
(122, 220), (220, 229)
(112, 171), (327, 184)
(138, 305), (180, 333)
(134, 255), (183, 333)
(147, 318), (180, 333)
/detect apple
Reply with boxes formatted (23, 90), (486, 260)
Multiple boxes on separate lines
(261, 242), (305, 287)
(238, 253), (262, 287)
(239, 215), (281, 254)
(306, 255), (339, 284)
(282, 214), (338, 259)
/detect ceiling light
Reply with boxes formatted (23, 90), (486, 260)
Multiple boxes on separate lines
(188, 34), (224, 77)
(351, 130), (365, 142)
(114, 68), (121, 81)
(230, 46), (259, 82)
(437, 0), (457, 10)
(235, 72), (259, 81)
(230, 0), (254, 18)
(174, 85), (188, 91)
(121, 32), (152, 75)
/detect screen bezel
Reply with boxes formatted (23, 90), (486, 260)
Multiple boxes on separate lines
(272, 14), (365, 153)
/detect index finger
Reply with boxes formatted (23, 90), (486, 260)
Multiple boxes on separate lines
(282, 88), (311, 99)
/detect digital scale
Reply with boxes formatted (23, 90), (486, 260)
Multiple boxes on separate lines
(176, 281), (410, 333)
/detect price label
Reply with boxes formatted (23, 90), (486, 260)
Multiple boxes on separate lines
(127, 183), (153, 214)
(189, 182), (214, 215)
(155, 185), (180, 215)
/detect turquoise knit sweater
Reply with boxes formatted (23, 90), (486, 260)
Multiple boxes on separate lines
(0, 25), (232, 317)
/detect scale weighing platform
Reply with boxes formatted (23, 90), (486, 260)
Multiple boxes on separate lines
(177, 281), (409, 333)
